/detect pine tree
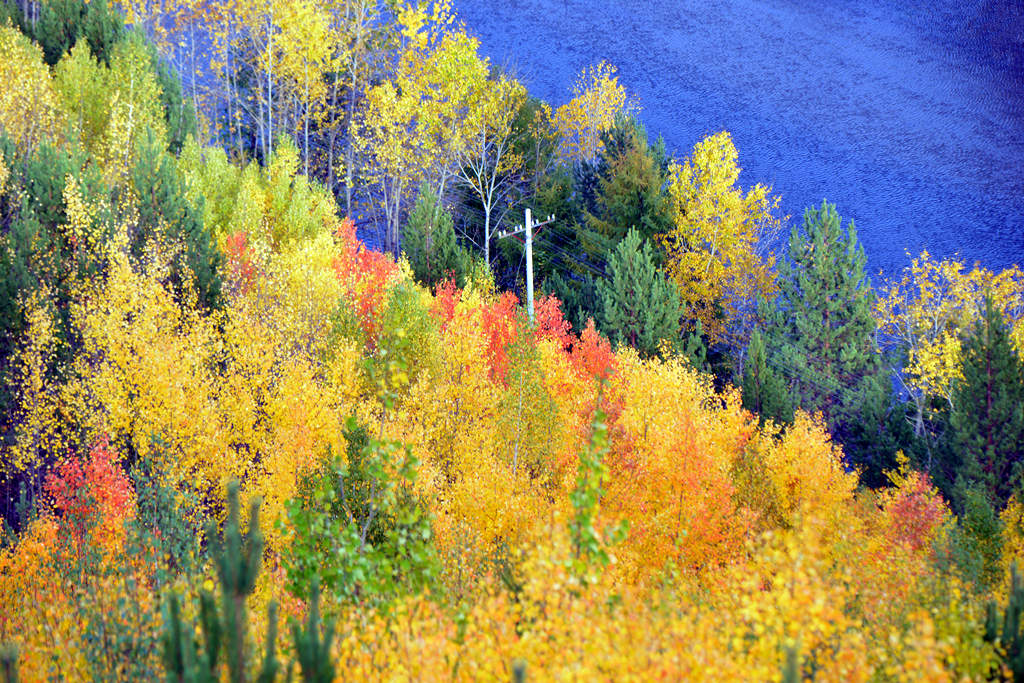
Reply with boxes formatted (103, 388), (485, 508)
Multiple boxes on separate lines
(950, 483), (1004, 589)
(161, 482), (281, 683)
(948, 295), (1024, 508)
(765, 200), (890, 477)
(596, 228), (681, 357)
(845, 370), (920, 487)
(291, 581), (335, 683)
(401, 184), (468, 288)
(580, 115), (671, 259)
(31, 0), (123, 66)
(741, 327), (793, 426)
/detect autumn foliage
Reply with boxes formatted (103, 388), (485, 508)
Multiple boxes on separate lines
(0, 6), (1021, 682)
(3, 193), (1000, 677)
(44, 437), (134, 554)
(332, 216), (400, 344)
(6, 188), (999, 679)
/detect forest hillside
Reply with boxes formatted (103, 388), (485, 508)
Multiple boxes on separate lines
(1, 1), (1023, 680)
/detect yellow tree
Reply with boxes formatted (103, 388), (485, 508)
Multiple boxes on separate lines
(356, 76), (424, 254)
(398, 27), (490, 200)
(524, 99), (559, 192)
(112, 0), (175, 49)
(874, 250), (1024, 437)
(275, 0), (333, 175)
(321, 0), (389, 213)
(356, 18), (490, 255)
(202, 0), (250, 153)
(112, 0), (209, 135)
(99, 36), (169, 185)
(51, 35), (168, 185)
(658, 131), (781, 348)
(0, 26), (63, 155)
(553, 61), (628, 164)
(4, 293), (62, 493)
(233, 0), (290, 160)
(54, 43), (110, 152)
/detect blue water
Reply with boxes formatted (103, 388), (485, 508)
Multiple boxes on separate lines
(455, 0), (1024, 277)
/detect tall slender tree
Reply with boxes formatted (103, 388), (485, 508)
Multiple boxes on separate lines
(765, 200), (890, 477)
(946, 295), (1024, 508)
(658, 131), (779, 348)
(454, 74), (526, 268)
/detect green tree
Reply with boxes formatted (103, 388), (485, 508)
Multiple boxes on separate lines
(401, 184), (468, 289)
(280, 417), (438, 610)
(161, 481), (280, 683)
(569, 403), (627, 585)
(846, 370), (921, 488)
(983, 564), (1024, 678)
(596, 228), (681, 357)
(947, 296), (1024, 508)
(290, 582), (335, 683)
(741, 327), (793, 426)
(948, 483), (1004, 590)
(31, 0), (123, 66)
(130, 135), (222, 310)
(765, 200), (890, 479)
(581, 115), (671, 259)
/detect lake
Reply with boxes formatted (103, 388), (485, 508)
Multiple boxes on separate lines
(455, 0), (1024, 278)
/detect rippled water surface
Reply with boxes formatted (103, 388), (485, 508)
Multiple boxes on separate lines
(456, 0), (1024, 276)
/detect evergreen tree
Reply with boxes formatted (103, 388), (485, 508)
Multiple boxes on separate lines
(983, 564), (1024, 678)
(950, 483), (1004, 590)
(580, 115), (672, 259)
(596, 228), (681, 357)
(31, 0), (123, 66)
(846, 370), (920, 487)
(741, 327), (793, 426)
(130, 31), (197, 154)
(765, 200), (890, 478)
(947, 296), (1024, 508)
(402, 184), (468, 289)
(680, 318), (709, 373)
(130, 135), (222, 310)
(161, 482), (282, 682)
(543, 269), (600, 333)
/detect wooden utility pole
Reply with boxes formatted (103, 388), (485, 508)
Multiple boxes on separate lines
(498, 208), (554, 323)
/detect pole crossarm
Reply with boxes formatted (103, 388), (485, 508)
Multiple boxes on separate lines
(496, 214), (555, 240)
(496, 209), (553, 324)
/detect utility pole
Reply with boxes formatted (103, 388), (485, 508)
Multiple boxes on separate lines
(497, 208), (554, 324)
